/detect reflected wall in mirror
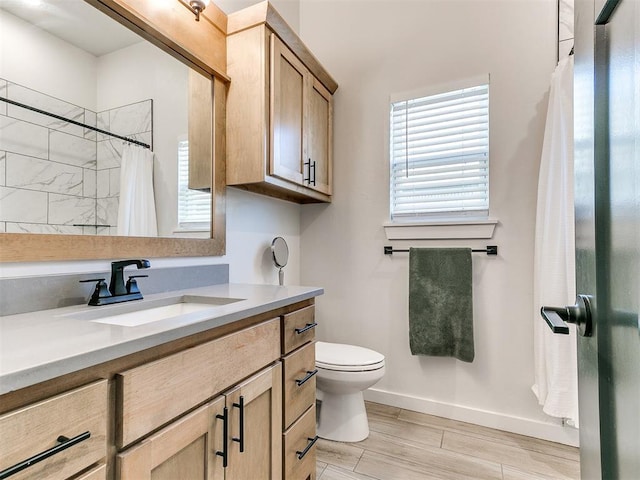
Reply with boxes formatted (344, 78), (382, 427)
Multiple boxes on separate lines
(0, 0), (212, 239)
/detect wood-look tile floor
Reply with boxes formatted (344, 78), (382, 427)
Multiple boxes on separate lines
(316, 402), (580, 480)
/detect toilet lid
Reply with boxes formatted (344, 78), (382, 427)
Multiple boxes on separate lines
(316, 341), (385, 371)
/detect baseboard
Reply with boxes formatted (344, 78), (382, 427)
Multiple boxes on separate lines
(364, 388), (580, 447)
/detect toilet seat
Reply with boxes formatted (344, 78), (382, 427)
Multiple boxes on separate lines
(316, 341), (385, 372)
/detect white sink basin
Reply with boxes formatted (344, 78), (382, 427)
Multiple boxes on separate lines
(64, 295), (244, 327)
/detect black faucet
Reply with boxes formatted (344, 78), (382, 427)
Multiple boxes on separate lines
(80, 259), (150, 306)
(110, 259), (151, 296)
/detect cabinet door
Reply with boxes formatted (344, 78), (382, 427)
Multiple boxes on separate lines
(116, 397), (225, 480)
(271, 34), (306, 185)
(306, 77), (333, 195)
(226, 363), (282, 480)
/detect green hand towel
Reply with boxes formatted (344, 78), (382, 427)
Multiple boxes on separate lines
(409, 248), (474, 362)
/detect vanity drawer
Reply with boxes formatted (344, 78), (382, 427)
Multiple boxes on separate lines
(281, 306), (316, 354)
(0, 380), (107, 480)
(117, 318), (280, 448)
(283, 405), (317, 480)
(282, 342), (316, 429)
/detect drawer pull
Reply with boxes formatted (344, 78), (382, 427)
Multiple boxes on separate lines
(294, 322), (317, 335)
(215, 407), (229, 468)
(0, 431), (91, 480)
(232, 396), (245, 453)
(295, 369), (318, 387)
(296, 435), (319, 460)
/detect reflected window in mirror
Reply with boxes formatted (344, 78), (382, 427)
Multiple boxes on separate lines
(177, 138), (211, 236)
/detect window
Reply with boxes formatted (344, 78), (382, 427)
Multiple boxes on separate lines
(389, 78), (489, 222)
(177, 139), (211, 229)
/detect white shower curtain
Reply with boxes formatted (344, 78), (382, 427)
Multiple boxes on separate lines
(532, 56), (579, 426)
(117, 143), (158, 237)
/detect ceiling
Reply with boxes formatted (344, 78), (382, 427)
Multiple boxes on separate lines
(0, 0), (142, 56)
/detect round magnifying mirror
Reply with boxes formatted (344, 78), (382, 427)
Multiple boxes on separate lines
(271, 237), (289, 285)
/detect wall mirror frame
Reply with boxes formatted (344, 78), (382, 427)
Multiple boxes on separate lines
(0, 0), (228, 262)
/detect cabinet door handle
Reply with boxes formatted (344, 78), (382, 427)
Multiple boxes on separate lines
(311, 160), (317, 186)
(303, 159), (311, 184)
(294, 322), (317, 335)
(295, 369), (318, 387)
(232, 396), (245, 453)
(296, 435), (319, 460)
(215, 407), (229, 468)
(0, 431), (91, 479)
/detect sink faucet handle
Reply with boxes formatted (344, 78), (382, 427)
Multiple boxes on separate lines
(80, 278), (112, 306)
(126, 275), (149, 295)
(79, 278), (107, 284)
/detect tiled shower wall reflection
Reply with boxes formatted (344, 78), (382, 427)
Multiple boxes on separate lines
(0, 79), (152, 235)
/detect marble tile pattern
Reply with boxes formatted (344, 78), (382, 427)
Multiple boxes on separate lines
(0, 186), (48, 223)
(316, 402), (580, 480)
(0, 79), (152, 234)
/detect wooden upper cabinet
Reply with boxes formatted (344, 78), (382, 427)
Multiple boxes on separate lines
(271, 35), (306, 186)
(226, 1), (338, 204)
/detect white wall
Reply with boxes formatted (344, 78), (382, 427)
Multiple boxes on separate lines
(299, 0), (577, 445)
(0, 10), (97, 109)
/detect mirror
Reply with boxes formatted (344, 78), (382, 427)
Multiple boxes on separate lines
(0, 0), (211, 239)
(271, 236), (289, 285)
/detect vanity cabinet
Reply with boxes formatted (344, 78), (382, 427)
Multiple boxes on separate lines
(0, 298), (318, 480)
(115, 319), (281, 480)
(116, 364), (281, 480)
(0, 380), (107, 480)
(226, 1), (337, 204)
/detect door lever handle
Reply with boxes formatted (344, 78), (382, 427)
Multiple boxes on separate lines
(540, 294), (593, 337)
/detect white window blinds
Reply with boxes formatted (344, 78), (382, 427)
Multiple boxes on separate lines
(390, 82), (489, 221)
(177, 140), (211, 227)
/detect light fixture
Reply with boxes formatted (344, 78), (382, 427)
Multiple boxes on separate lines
(188, 0), (209, 21)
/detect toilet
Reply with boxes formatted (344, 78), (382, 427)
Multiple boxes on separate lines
(315, 341), (385, 442)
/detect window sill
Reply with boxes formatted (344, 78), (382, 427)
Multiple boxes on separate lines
(383, 219), (498, 240)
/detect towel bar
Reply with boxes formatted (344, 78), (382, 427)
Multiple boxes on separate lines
(384, 246), (498, 256)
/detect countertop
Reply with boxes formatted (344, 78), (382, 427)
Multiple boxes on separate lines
(0, 283), (323, 396)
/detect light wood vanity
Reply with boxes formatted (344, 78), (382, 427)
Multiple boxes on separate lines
(0, 298), (318, 480)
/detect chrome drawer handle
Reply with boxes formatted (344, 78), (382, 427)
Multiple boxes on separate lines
(0, 431), (91, 479)
(295, 369), (318, 387)
(294, 322), (317, 335)
(296, 435), (319, 460)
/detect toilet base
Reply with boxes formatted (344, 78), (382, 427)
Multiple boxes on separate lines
(317, 390), (369, 442)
